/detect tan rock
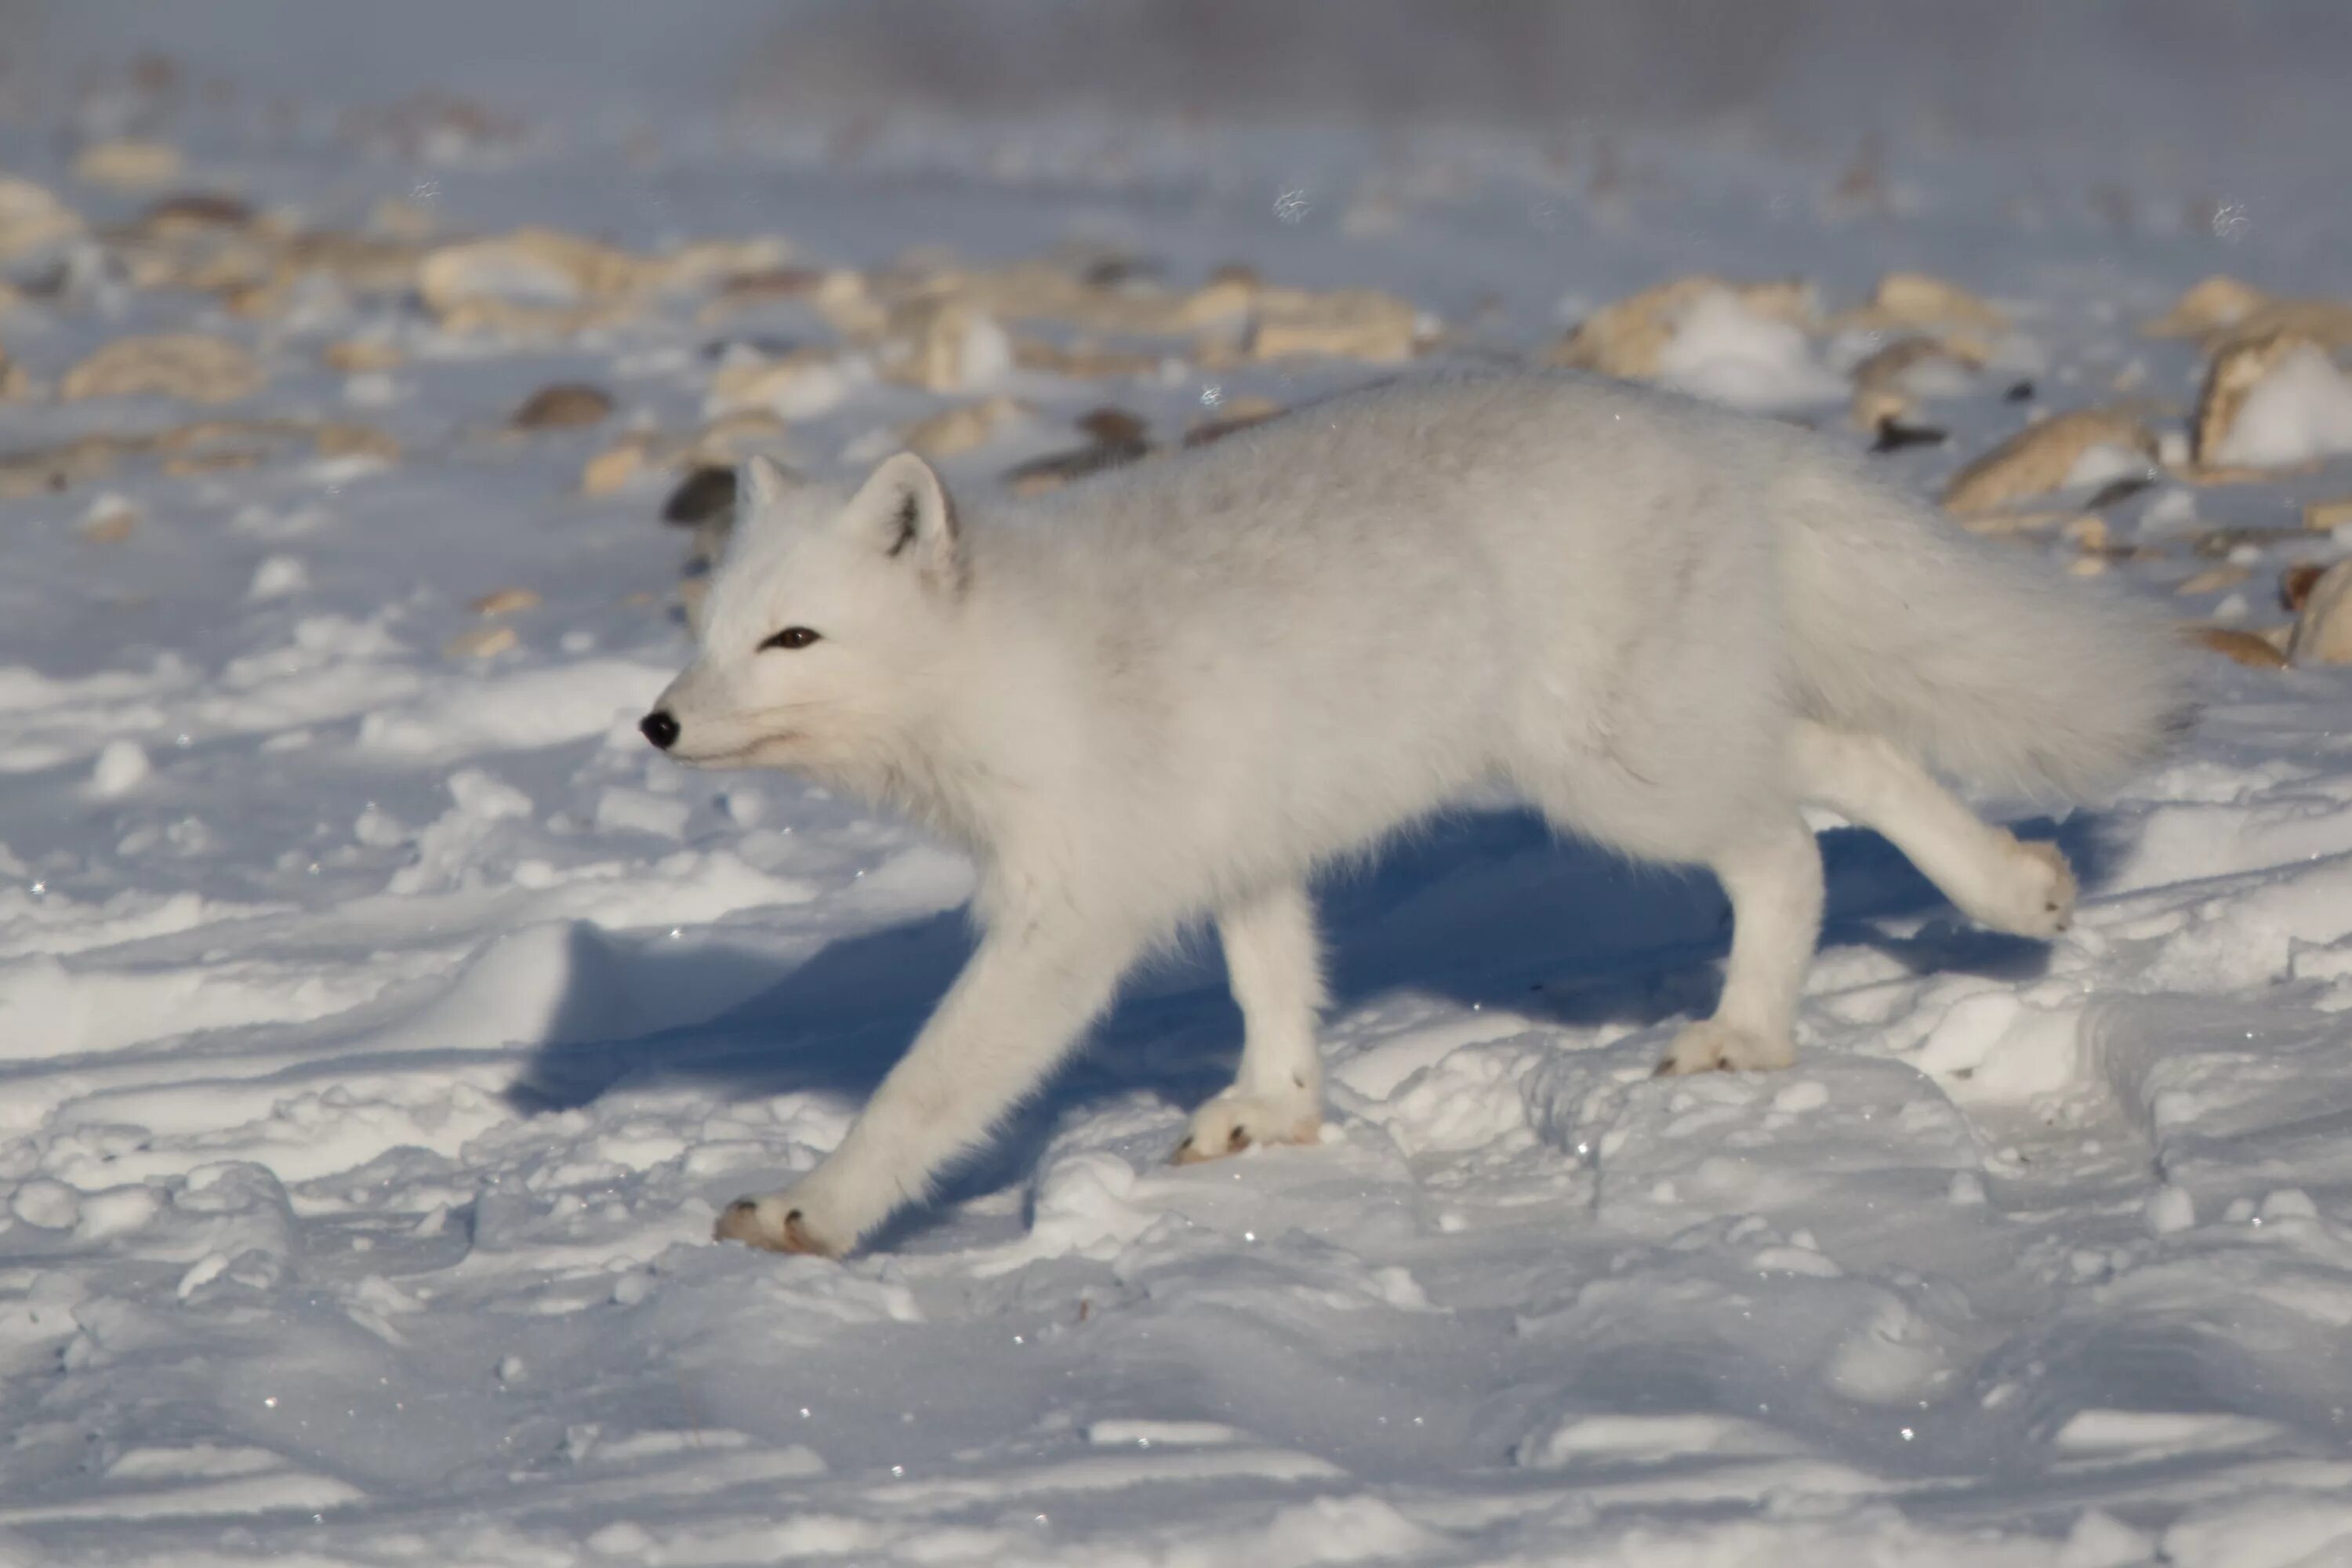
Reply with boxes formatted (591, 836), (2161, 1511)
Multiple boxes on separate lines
(419, 227), (658, 335)
(684, 410), (791, 467)
(443, 624), (518, 660)
(78, 494), (140, 543)
(0, 175), (84, 260)
(580, 437), (649, 496)
(1249, 288), (1420, 363)
(2145, 276), (2270, 338)
(2175, 564), (2250, 596)
(0, 435), (136, 498)
(708, 348), (855, 419)
(2281, 561), (2327, 612)
(2306, 496), (2352, 532)
(312, 423), (399, 463)
(509, 383), (615, 430)
(61, 334), (265, 405)
(881, 298), (1012, 392)
(72, 139), (183, 191)
(1833, 271), (2005, 333)
(2194, 329), (2322, 466)
(2191, 625), (2290, 669)
(1940, 409), (2157, 516)
(1011, 336), (1163, 379)
(1550, 276), (1813, 379)
(1847, 335), (1986, 428)
(323, 337), (405, 373)
(902, 394), (1023, 457)
(0, 346), (34, 402)
(2289, 559), (2352, 665)
(470, 586), (540, 617)
(137, 192), (256, 234)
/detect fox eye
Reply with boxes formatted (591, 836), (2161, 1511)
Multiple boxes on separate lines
(760, 626), (821, 652)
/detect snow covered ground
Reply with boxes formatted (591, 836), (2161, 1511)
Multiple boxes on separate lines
(5, 9), (2352, 1565)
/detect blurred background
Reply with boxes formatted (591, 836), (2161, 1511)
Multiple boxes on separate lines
(3, 0), (2348, 187)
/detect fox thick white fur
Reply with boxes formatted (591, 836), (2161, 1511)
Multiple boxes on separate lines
(646, 372), (2188, 1258)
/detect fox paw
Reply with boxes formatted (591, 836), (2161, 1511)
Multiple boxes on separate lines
(1962, 838), (2075, 938)
(1654, 1019), (1795, 1076)
(1173, 1091), (1321, 1165)
(712, 1192), (842, 1258)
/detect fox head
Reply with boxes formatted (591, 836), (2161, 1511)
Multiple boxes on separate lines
(641, 452), (966, 791)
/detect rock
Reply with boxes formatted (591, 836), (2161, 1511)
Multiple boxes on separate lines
(1868, 416), (1948, 453)
(72, 138), (183, 191)
(61, 334), (265, 405)
(323, 338), (405, 373)
(138, 192), (256, 234)
(883, 299), (1013, 392)
(0, 175), (84, 261)
(2306, 496), (2352, 532)
(2193, 626), (2290, 670)
(1838, 271), (2006, 333)
(902, 394), (1024, 457)
(2281, 561), (2327, 612)
(2146, 276), (2352, 353)
(419, 227), (655, 335)
(78, 492), (140, 543)
(1185, 397), (1287, 448)
(0, 435), (132, 498)
(1847, 335), (1984, 428)
(1011, 336), (1163, 379)
(0, 346), (34, 401)
(1074, 407), (1148, 446)
(684, 410), (791, 468)
(581, 438), (649, 497)
(470, 587), (540, 616)
(312, 423), (400, 463)
(1551, 276), (1813, 379)
(2290, 560), (2352, 664)
(1248, 288), (1421, 363)
(2193, 330), (2352, 469)
(2175, 564), (2250, 596)
(662, 466), (739, 527)
(2145, 275), (2270, 338)
(707, 347), (858, 420)
(443, 624), (518, 661)
(509, 383), (615, 431)
(1940, 409), (2158, 516)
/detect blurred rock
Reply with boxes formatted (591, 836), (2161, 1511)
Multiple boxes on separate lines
(72, 139), (182, 191)
(1550, 276), (1813, 379)
(902, 394), (1024, 457)
(2288, 559), (2352, 665)
(509, 383), (615, 431)
(0, 176), (84, 261)
(2192, 330), (2352, 470)
(1185, 397), (1288, 448)
(1832, 271), (2005, 334)
(2305, 496), (2352, 532)
(469, 587), (540, 616)
(61, 333), (265, 404)
(2192, 625), (2291, 669)
(1941, 409), (2157, 516)
(442, 624), (518, 660)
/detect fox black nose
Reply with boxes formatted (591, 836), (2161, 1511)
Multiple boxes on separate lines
(640, 710), (680, 750)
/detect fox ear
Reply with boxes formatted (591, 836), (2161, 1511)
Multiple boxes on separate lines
(739, 453), (798, 510)
(845, 452), (960, 586)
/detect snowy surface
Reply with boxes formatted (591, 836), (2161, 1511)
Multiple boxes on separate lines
(5, 10), (2352, 1566)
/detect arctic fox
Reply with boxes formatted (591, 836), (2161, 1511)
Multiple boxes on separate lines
(643, 371), (2187, 1258)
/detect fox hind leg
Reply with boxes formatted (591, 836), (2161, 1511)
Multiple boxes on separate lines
(1788, 720), (2074, 938)
(1177, 881), (1327, 1163)
(1657, 816), (1824, 1076)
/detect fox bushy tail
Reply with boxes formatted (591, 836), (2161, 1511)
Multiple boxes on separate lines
(1780, 465), (2194, 800)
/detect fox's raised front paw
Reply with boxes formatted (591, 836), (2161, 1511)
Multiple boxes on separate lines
(712, 1192), (842, 1258)
(1172, 1090), (1321, 1165)
(1654, 1018), (1795, 1076)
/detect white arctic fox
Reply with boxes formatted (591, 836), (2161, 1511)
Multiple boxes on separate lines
(644, 371), (2187, 1257)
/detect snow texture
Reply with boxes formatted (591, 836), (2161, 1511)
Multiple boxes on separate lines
(3, 5), (2352, 1564)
